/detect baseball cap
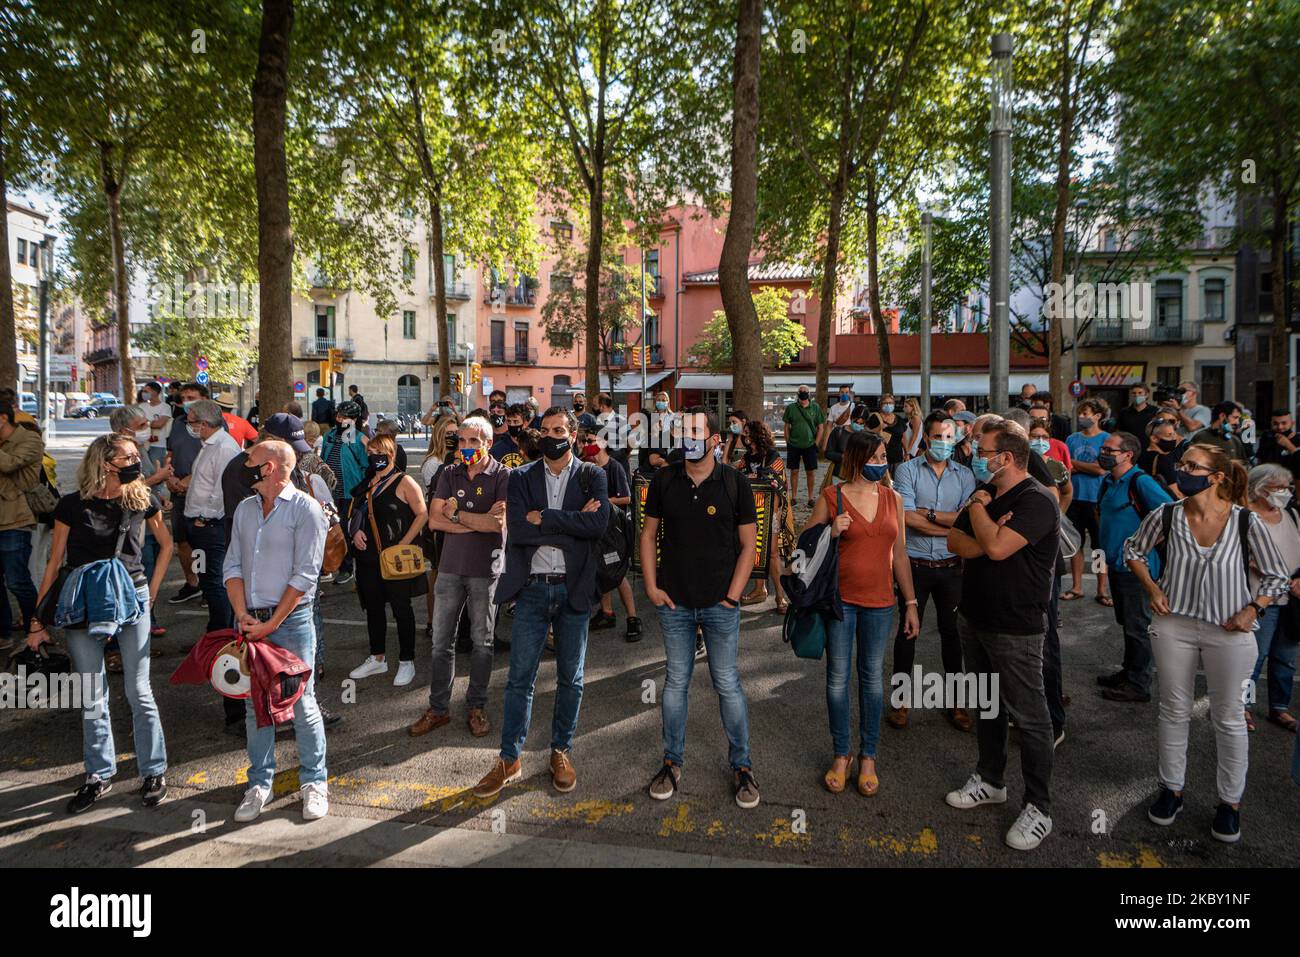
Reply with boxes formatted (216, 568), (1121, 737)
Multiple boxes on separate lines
(262, 412), (312, 454)
(953, 410), (977, 424)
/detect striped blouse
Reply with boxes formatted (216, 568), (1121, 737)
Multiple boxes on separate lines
(1123, 503), (1290, 628)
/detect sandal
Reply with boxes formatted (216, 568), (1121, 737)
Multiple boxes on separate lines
(1095, 595), (1114, 607)
(856, 754), (879, 797)
(740, 591), (768, 606)
(1267, 709), (1298, 733)
(1060, 589), (1084, 601)
(823, 755), (851, 794)
(774, 599), (790, 615)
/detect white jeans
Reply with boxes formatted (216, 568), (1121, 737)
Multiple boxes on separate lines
(1151, 612), (1255, 804)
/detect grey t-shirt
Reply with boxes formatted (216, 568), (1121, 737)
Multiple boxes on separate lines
(1184, 403), (1211, 431)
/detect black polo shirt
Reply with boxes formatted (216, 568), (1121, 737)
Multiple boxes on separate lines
(644, 461), (757, 609)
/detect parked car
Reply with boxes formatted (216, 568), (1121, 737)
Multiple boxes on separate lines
(67, 398), (124, 419)
(63, 392), (92, 415)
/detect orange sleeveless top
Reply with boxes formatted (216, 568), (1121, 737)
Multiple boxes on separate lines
(824, 482), (898, 608)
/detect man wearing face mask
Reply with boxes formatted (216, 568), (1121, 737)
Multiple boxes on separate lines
(573, 394), (597, 432)
(950, 410), (977, 467)
(1117, 384), (1159, 439)
(473, 407), (609, 799)
(889, 412), (977, 731)
(1096, 431), (1175, 703)
(1181, 401), (1248, 465)
(1257, 410), (1300, 490)
(823, 385), (856, 452)
(783, 387), (825, 507)
(1027, 409), (1073, 469)
(1137, 416), (1183, 493)
(823, 403), (868, 485)
(487, 402), (514, 461)
(641, 407), (760, 808)
(946, 421), (1061, 851)
(320, 400), (369, 584)
(1064, 399), (1111, 604)
(163, 382), (209, 604)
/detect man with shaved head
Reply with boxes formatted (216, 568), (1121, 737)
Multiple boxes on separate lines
(224, 437), (330, 824)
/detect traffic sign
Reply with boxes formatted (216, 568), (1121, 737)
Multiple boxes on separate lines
(294, 380), (305, 393)
(1068, 379), (1086, 398)
(196, 370), (210, 385)
(196, 356), (209, 372)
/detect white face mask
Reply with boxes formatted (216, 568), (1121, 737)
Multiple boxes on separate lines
(186, 424), (201, 439)
(133, 428), (151, 444)
(1267, 489), (1292, 510)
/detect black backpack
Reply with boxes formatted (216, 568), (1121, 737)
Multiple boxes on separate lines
(1153, 500), (1251, 585)
(578, 464), (631, 594)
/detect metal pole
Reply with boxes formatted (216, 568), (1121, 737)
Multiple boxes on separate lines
(640, 249), (647, 413)
(920, 211), (933, 412)
(989, 33), (1013, 411)
(38, 234), (55, 440)
(464, 344), (472, 416)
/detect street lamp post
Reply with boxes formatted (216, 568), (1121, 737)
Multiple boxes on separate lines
(920, 210), (933, 412)
(989, 33), (1013, 411)
(38, 232), (56, 441)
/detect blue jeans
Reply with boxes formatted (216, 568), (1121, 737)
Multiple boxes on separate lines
(657, 602), (751, 770)
(0, 528), (37, 636)
(312, 593), (324, 676)
(184, 518), (232, 633)
(499, 581), (589, 762)
(826, 603), (892, 757)
(1251, 604), (1297, 713)
(244, 604), (327, 789)
(65, 586), (166, 781)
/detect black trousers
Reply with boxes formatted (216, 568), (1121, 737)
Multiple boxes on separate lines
(355, 561), (416, 661)
(893, 561), (964, 679)
(1043, 573), (1065, 735)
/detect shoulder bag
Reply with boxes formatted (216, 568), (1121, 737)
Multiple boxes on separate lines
(367, 474), (427, 581)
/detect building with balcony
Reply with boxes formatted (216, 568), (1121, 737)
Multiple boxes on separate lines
(1232, 194), (1299, 419)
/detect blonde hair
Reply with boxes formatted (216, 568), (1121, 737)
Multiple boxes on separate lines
(78, 434), (151, 511)
(425, 414), (459, 462)
(367, 433), (398, 459)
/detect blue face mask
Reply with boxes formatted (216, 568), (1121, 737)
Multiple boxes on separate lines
(971, 452), (1001, 483)
(1029, 438), (1051, 457)
(655, 401), (668, 412)
(682, 436), (709, 461)
(861, 462), (888, 482)
(1221, 422), (1234, 436)
(953, 425), (965, 442)
(729, 422), (742, 435)
(849, 422), (865, 433)
(880, 403), (895, 414)
(1175, 470), (1212, 497)
(927, 439), (954, 462)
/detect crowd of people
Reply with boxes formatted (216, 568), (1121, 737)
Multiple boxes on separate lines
(12, 374), (1300, 851)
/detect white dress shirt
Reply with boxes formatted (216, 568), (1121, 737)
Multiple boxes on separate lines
(184, 428), (242, 519)
(529, 455), (579, 575)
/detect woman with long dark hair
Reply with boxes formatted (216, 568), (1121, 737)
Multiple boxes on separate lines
(26, 433), (174, 814)
(1124, 443), (1290, 843)
(347, 434), (428, 687)
(738, 419), (789, 612)
(804, 429), (918, 797)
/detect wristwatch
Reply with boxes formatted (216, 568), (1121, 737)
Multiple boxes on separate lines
(926, 508), (937, 524)
(450, 510), (461, 525)
(1249, 600), (1265, 617)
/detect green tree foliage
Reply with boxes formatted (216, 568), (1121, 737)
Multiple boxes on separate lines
(132, 308), (258, 388)
(687, 286), (811, 371)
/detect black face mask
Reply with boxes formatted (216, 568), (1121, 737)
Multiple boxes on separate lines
(368, 454), (390, 472)
(238, 461), (267, 492)
(508, 424), (522, 437)
(798, 393), (810, 403)
(1157, 438), (1178, 454)
(444, 434), (459, 450)
(540, 436), (572, 460)
(490, 414), (506, 428)
(114, 462), (142, 485)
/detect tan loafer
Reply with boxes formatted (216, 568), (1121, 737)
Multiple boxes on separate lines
(408, 708), (450, 737)
(473, 757), (521, 799)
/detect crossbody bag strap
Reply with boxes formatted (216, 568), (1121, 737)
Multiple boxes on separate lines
(366, 473), (400, 547)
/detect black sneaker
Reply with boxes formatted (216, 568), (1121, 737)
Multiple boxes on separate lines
(140, 775), (167, 807)
(1096, 670), (1126, 688)
(1147, 785), (1183, 826)
(1101, 680), (1151, 703)
(1211, 803), (1241, 844)
(224, 719), (246, 740)
(168, 582), (202, 604)
(320, 705), (344, 730)
(67, 779), (112, 815)
(625, 616), (643, 643)
(335, 570), (354, 585)
(589, 611), (616, 631)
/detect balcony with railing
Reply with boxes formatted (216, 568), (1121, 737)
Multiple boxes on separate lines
(1076, 317), (1203, 347)
(646, 273), (663, 298)
(485, 345), (539, 365)
(427, 342), (473, 363)
(430, 276), (472, 300)
(300, 337), (356, 357)
(484, 283), (538, 307)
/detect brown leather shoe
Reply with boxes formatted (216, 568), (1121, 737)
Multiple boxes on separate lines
(408, 708), (450, 737)
(473, 756), (522, 798)
(467, 708), (491, 738)
(949, 707), (972, 732)
(550, 749), (577, 793)
(886, 705), (908, 729)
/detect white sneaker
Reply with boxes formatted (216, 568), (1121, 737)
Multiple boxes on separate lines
(234, 785), (271, 823)
(301, 782), (329, 821)
(1005, 802), (1053, 851)
(393, 660), (416, 687)
(944, 773), (1008, 810)
(349, 655), (388, 680)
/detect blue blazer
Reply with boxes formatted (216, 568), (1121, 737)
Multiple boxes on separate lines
(495, 458), (610, 611)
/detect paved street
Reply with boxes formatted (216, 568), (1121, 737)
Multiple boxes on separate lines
(2, 448), (1298, 868)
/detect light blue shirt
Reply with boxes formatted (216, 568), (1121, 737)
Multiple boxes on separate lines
(1066, 430), (1109, 503)
(894, 454), (976, 560)
(530, 454), (579, 575)
(223, 484), (328, 610)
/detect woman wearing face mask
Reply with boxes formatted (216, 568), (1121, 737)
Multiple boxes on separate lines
(111, 406), (172, 656)
(824, 403), (869, 487)
(805, 430), (918, 796)
(348, 435), (429, 687)
(737, 420), (790, 612)
(722, 410), (748, 467)
(1123, 444), (1290, 843)
(1244, 464), (1300, 733)
(1138, 416), (1183, 496)
(27, 433), (173, 814)
(641, 392), (675, 474)
(320, 400), (370, 584)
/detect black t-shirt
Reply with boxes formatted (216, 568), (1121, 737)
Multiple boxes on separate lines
(1257, 432), (1300, 481)
(954, 477), (1060, 635)
(53, 491), (162, 587)
(1136, 448), (1179, 489)
(882, 415), (909, 465)
(644, 462), (758, 608)
(744, 448), (780, 475)
(601, 456), (631, 501)
(1116, 403), (1158, 439)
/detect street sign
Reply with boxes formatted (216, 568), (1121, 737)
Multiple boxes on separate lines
(196, 370), (210, 385)
(196, 356), (209, 372)
(294, 380), (305, 393)
(1068, 379), (1086, 398)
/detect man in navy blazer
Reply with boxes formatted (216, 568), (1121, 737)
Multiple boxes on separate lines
(474, 406), (610, 800)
